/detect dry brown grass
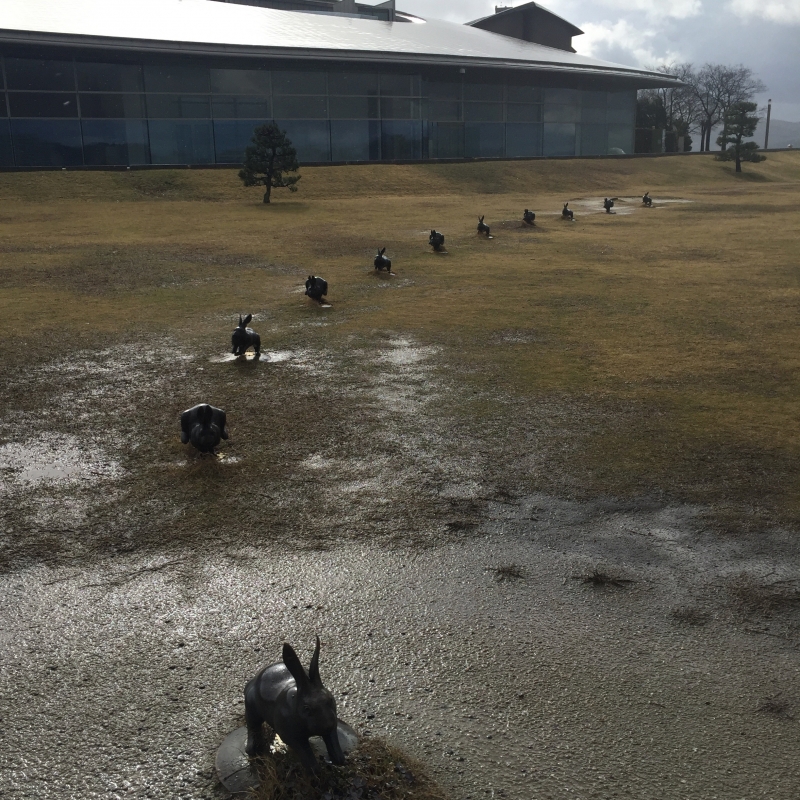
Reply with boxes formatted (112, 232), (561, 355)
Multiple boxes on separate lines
(1, 152), (799, 570)
(250, 737), (448, 800)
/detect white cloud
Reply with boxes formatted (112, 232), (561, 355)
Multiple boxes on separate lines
(591, 0), (703, 20)
(575, 19), (685, 67)
(728, 0), (800, 23)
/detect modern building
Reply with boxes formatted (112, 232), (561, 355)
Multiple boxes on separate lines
(0, 0), (679, 168)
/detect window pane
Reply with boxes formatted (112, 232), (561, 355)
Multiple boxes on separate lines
(581, 100), (606, 125)
(427, 121), (463, 159)
(213, 120), (263, 163)
(381, 120), (421, 159)
(82, 119), (150, 165)
(328, 72), (378, 96)
(381, 97), (419, 120)
(272, 71), (326, 95)
(465, 82), (502, 102)
(210, 69), (270, 95)
(507, 104), (541, 123)
(607, 91), (634, 123)
(0, 95), (7, 117)
(275, 120), (330, 161)
(424, 100), (461, 122)
(273, 95), (327, 118)
(464, 102), (503, 122)
(329, 95), (379, 119)
(5, 58), (75, 91)
(544, 103), (579, 123)
(79, 94), (146, 118)
(380, 74), (414, 97)
(507, 84), (542, 104)
(0, 119), (13, 165)
(10, 119), (82, 166)
(424, 81), (461, 100)
(543, 123), (576, 156)
(330, 119), (380, 161)
(545, 88), (579, 105)
(465, 122), (504, 157)
(144, 65), (209, 93)
(580, 123), (607, 156)
(608, 91), (635, 111)
(506, 123), (542, 157)
(148, 120), (214, 164)
(77, 62), (144, 93)
(608, 123), (633, 154)
(212, 96), (271, 119)
(8, 93), (78, 118)
(146, 95), (211, 118)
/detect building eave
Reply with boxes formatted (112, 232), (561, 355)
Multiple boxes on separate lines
(0, 28), (681, 88)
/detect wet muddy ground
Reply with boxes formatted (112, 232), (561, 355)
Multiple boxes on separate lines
(2, 158), (800, 798)
(1, 336), (799, 799)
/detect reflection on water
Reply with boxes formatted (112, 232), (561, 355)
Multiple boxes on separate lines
(0, 435), (121, 490)
(209, 352), (260, 364)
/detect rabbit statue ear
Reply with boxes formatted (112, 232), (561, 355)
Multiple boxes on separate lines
(283, 643), (310, 689)
(243, 313), (252, 326)
(308, 635), (322, 687)
(239, 314), (243, 326)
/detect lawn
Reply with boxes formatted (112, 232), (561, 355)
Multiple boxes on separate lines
(1, 152), (799, 572)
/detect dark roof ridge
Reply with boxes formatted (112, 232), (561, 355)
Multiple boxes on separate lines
(467, 2), (583, 37)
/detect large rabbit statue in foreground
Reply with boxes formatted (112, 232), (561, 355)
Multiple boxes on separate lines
(180, 403), (228, 454)
(244, 637), (346, 773)
(231, 314), (261, 358)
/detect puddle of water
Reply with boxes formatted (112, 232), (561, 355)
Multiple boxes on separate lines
(263, 350), (294, 363)
(380, 339), (439, 366)
(0, 435), (121, 491)
(209, 352), (260, 364)
(210, 350), (298, 364)
(301, 453), (336, 470)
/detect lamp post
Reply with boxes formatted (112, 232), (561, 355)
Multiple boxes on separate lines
(765, 99), (772, 150)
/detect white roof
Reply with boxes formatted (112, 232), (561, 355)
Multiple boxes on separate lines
(0, 0), (678, 86)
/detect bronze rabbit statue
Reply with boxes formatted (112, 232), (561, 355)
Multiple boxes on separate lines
(305, 275), (328, 304)
(374, 247), (392, 272)
(231, 314), (261, 358)
(180, 403), (228, 454)
(429, 230), (445, 251)
(244, 637), (346, 773)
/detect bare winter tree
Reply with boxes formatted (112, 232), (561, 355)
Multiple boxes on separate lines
(645, 63), (701, 135)
(685, 64), (766, 152)
(638, 63), (701, 149)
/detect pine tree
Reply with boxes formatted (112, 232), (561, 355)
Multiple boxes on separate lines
(239, 123), (301, 204)
(715, 101), (766, 173)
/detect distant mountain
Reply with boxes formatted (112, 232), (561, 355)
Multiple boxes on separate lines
(752, 119), (800, 149)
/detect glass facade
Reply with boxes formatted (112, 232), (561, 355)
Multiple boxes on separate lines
(0, 53), (636, 166)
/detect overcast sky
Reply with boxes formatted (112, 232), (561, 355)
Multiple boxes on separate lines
(397, 0), (800, 121)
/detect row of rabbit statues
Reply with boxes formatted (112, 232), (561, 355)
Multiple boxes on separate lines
(209, 192), (661, 779)
(184, 192), (659, 452)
